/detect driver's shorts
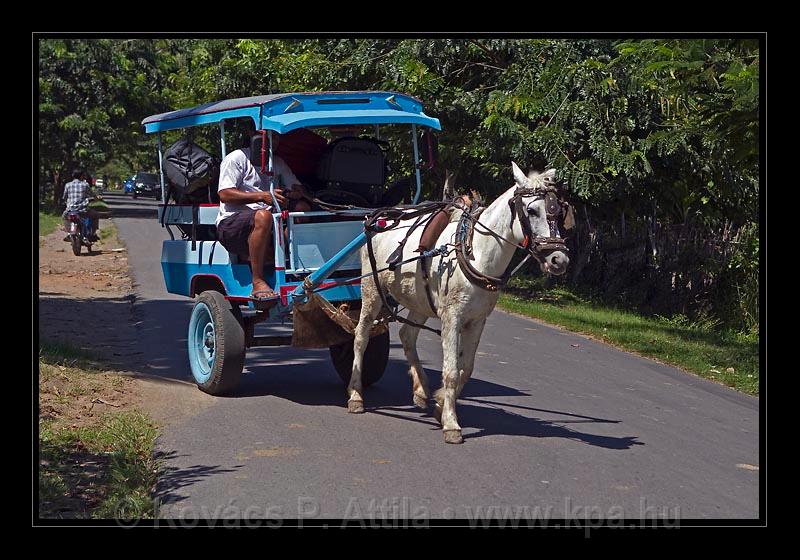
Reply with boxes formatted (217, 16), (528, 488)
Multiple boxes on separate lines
(216, 209), (258, 257)
(216, 201), (304, 258)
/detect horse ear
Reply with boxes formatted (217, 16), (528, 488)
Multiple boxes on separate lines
(511, 162), (529, 187)
(542, 168), (557, 181)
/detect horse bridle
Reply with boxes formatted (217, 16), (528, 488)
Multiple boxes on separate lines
(508, 182), (574, 262)
(454, 181), (574, 291)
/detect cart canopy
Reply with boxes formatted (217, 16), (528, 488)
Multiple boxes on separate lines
(142, 91), (441, 134)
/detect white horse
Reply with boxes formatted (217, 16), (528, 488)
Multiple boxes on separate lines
(348, 162), (570, 444)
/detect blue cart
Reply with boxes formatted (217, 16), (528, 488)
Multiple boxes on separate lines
(142, 91), (440, 395)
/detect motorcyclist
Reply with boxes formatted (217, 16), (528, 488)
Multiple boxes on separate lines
(62, 168), (100, 242)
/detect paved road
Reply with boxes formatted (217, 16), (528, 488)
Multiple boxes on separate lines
(106, 193), (759, 522)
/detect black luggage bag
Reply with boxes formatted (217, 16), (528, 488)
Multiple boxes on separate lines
(163, 139), (220, 204)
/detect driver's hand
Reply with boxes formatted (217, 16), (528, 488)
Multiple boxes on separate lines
(264, 189), (287, 206)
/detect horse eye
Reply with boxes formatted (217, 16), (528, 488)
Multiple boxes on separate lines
(527, 204), (540, 217)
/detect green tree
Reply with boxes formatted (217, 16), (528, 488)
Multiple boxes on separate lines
(38, 39), (174, 206)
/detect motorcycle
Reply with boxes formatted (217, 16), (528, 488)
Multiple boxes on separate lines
(64, 210), (97, 256)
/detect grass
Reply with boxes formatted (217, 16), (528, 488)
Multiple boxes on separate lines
(39, 413), (159, 520)
(39, 339), (98, 369)
(98, 224), (117, 243)
(498, 279), (759, 395)
(38, 340), (160, 520)
(39, 211), (62, 237)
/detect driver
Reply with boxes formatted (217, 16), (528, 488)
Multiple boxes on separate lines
(62, 168), (100, 242)
(216, 120), (311, 301)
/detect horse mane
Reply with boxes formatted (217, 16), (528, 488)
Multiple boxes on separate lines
(443, 171), (485, 222)
(441, 166), (556, 224)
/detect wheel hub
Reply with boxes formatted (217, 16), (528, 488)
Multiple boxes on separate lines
(202, 323), (215, 364)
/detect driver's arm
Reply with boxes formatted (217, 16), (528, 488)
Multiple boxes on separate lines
(218, 151), (286, 206)
(219, 188), (285, 206)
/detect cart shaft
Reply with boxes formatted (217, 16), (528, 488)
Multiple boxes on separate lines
(290, 230), (370, 304)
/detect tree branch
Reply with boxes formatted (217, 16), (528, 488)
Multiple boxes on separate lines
(466, 39), (506, 68)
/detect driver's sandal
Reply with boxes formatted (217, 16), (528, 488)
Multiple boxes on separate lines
(250, 289), (280, 302)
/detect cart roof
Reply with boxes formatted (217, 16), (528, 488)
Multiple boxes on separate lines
(142, 91), (441, 134)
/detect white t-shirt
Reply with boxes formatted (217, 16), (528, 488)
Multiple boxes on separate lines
(216, 147), (300, 225)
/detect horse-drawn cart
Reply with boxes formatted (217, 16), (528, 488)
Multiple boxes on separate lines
(143, 91), (441, 395)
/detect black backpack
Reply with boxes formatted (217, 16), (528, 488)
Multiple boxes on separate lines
(163, 139), (220, 204)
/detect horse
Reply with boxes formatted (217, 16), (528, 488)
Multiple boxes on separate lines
(348, 162), (571, 444)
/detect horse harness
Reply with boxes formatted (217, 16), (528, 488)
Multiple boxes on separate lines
(357, 182), (574, 335)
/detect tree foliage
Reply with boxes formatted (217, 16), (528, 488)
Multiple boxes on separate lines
(37, 37), (760, 331)
(38, 39), (173, 201)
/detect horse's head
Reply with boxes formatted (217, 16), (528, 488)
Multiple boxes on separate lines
(510, 162), (573, 276)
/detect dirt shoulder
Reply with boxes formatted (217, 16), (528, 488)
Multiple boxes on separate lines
(39, 223), (141, 370)
(38, 222), (158, 518)
(38, 221), (213, 427)
(38, 221), (144, 425)
(37, 219), (213, 519)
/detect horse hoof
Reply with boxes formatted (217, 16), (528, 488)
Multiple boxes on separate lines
(433, 404), (442, 424)
(443, 430), (463, 444)
(348, 400), (365, 414)
(413, 394), (428, 410)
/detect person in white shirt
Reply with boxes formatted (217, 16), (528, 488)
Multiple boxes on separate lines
(216, 121), (311, 301)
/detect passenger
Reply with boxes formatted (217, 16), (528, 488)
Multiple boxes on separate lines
(215, 120), (311, 301)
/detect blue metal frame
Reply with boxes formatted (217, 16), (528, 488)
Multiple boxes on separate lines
(144, 107), (262, 135)
(143, 91), (440, 134)
(160, 239), (363, 307)
(156, 134), (166, 202)
(288, 231), (370, 305)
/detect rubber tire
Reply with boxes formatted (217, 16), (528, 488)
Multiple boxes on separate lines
(189, 291), (246, 395)
(70, 235), (81, 256)
(329, 330), (390, 387)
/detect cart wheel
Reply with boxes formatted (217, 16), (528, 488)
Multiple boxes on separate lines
(188, 291), (245, 395)
(71, 236), (81, 256)
(329, 331), (390, 387)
